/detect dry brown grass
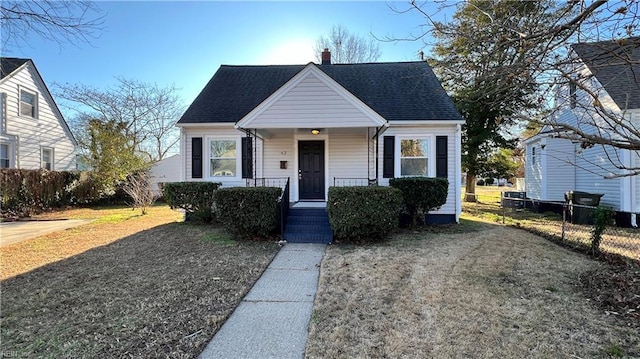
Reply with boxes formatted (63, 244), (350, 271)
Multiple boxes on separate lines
(1, 205), (184, 279)
(1, 206), (279, 358)
(306, 221), (639, 358)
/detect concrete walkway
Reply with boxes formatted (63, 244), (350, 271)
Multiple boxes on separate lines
(0, 219), (92, 247)
(199, 243), (326, 359)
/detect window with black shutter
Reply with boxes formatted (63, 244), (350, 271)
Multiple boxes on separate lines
(383, 136), (394, 178)
(191, 137), (203, 178)
(436, 136), (448, 178)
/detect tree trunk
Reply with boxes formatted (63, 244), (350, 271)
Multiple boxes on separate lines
(464, 173), (478, 202)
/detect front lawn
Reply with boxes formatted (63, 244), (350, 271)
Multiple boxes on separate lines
(306, 220), (638, 358)
(1, 206), (279, 357)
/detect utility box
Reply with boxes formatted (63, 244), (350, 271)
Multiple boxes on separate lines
(502, 191), (526, 209)
(565, 191), (604, 224)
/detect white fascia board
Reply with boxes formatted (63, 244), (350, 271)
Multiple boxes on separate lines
(236, 63), (387, 128)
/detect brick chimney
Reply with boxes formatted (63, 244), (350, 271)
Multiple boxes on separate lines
(321, 48), (331, 65)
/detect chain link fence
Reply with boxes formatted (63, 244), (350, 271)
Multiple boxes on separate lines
(500, 195), (640, 262)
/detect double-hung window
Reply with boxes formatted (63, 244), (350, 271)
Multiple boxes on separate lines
(210, 139), (237, 177)
(531, 147), (536, 165)
(400, 138), (429, 176)
(0, 144), (10, 168)
(20, 89), (37, 118)
(41, 147), (53, 170)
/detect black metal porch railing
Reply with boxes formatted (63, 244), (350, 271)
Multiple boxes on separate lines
(280, 178), (290, 235)
(333, 177), (378, 187)
(246, 177), (290, 188)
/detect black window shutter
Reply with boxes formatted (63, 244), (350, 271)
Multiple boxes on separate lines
(191, 137), (203, 179)
(383, 136), (394, 178)
(436, 136), (448, 178)
(241, 137), (253, 179)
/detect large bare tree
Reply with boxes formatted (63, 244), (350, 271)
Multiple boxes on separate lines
(0, 0), (104, 50)
(56, 78), (184, 162)
(400, 0), (639, 186)
(314, 24), (381, 64)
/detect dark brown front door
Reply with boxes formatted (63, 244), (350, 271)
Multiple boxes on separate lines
(298, 141), (325, 200)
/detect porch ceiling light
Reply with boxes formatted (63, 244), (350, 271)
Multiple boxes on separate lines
(311, 129), (321, 135)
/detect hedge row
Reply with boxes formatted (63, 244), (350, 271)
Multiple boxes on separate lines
(327, 186), (403, 243)
(162, 182), (221, 223)
(214, 187), (282, 240)
(0, 169), (103, 217)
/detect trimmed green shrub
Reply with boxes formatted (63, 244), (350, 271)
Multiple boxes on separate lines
(327, 186), (402, 243)
(390, 177), (449, 227)
(163, 182), (221, 223)
(214, 187), (282, 240)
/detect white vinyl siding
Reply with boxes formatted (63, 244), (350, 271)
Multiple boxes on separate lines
(263, 135), (295, 181)
(543, 138), (576, 202)
(328, 132), (368, 182)
(525, 140), (542, 200)
(0, 63), (75, 170)
(378, 126), (458, 216)
(248, 72), (379, 128)
(575, 144), (622, 210)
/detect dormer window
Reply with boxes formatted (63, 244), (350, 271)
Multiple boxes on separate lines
(20, 89), (37, 118)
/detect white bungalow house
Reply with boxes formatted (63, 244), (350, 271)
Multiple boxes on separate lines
(177, 50), (464, 226)
(525, 37), (639, 225)
(0, 58), (76, 171)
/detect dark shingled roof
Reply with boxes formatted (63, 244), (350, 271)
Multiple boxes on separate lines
(572, 37), (640, 110)
(178, 61), (463, 124)
(0, 57), (30, 79)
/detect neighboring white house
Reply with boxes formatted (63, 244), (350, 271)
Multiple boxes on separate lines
(525, 38), (639, 222)
(0, 58), (76, 171)
(177, 50), (464, 224)
(149, 154), (182, 194)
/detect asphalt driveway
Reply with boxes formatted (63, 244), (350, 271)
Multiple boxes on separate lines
(0, 219), (92, 247)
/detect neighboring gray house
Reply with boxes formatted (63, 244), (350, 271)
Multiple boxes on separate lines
(525, 38), (639, 222)
(177, 50), (464, 224)
(0, 58), (76, 171)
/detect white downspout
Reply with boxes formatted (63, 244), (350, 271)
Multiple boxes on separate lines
(455, 124), (462, 222)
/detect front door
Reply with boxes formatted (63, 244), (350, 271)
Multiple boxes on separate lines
(298, 140), (325, 200)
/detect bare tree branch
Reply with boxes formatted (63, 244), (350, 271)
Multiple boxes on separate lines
(314, 24), (381, 63)
(1, 1), (105, 50)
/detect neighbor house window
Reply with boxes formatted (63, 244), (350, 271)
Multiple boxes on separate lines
(569, 81), (577, 109)
(531, 147), (536, 165)
(20, 89), (37, 118)
(0, 144), (9, 168)
(210, 139), (236, 177)
(41, 147), (53, 170)
(400, 138), (429, 176)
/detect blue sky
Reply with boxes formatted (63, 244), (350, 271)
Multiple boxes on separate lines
(4, 1), (451, 120)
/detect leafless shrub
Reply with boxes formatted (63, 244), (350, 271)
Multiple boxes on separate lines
(122, 171), (158, 215)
